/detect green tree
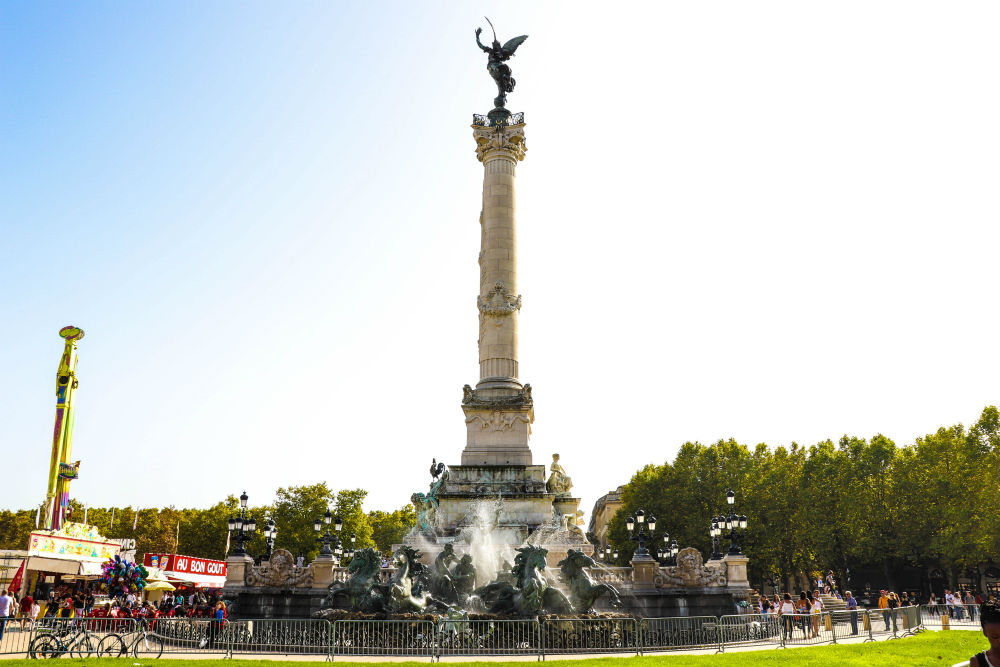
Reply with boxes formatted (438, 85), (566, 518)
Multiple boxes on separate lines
(368, 504), (416, 553)
(334, 489), (373, 555)
(272, 483), (335, 561)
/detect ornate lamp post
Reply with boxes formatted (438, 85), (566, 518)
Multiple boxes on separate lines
(660, 533), (679, 566)
(626, 509), (656, 557)
(262, 518), (277, 561)
(709, 517), (723, 560)
(314, 510), (342, 561)
(604, 546), (612, 563)
(344, 533), (357, 561)
(725, 489), (748, 556)
(227, 491), (258, 557)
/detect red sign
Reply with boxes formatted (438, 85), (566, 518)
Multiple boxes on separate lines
(143, 553), (227, 577)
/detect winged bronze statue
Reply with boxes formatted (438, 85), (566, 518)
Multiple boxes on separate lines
(475, 18), (528, 109)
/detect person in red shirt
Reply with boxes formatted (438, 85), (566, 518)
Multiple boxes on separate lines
(19, 594), (34, 630)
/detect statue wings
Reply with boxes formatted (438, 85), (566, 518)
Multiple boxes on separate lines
(501, 35), (528, 57)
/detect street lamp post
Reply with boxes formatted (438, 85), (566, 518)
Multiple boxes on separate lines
(314, 510), (343, 562)
(626, 509), (656, 558)
(725, 490), (748, 556)
(227, 491), (258, 557)
(660, 533), (679, 566)
(262, 518), (278, 561)
(709, 517), (723, 560)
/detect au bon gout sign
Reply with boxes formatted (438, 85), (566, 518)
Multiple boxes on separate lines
(143, 553), (227, 578)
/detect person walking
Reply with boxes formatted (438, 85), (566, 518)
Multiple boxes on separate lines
(845, 590), (860, 636)
(18, 593), (34, 630)
(878, 590), (891, 630)
(888, 591), (900, 633)
(0, 590), (14, 643)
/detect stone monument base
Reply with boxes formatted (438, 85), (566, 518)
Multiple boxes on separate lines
(402, 463), (592, 570)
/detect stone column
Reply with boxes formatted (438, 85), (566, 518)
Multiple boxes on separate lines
(461, 119), (533, 466)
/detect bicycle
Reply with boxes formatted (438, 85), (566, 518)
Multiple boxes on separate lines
(28, 621), (99, 659)
(97, 619), (164, 658)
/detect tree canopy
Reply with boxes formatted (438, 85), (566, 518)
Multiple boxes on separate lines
(606, 406), (1000, 590)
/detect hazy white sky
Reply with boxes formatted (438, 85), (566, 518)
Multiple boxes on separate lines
(2, 2), (998, 524)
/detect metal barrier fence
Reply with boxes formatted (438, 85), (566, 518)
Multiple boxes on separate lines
(920, 604), (981, 629)
(829, 609), (867, 642)
(641, 616), (723, 652)
(433, 618), (540, 658)
(717, 613), (782, 651)
(332, 619), (436, 659)
(231, 619), (330, 656)
(0, 607), (937, 659)
(779, 612), (833, 646)
(540, 617), (638, 655)
(13, 617), (128, 658)
(155, 617), (230, 656)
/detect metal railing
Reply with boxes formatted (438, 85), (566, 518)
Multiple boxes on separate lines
(717, 613), (782, 651)
(920, 604), (982, 629)
(332, 619), (436, 659)
(640, 616), (722, 652)
(155, 617), (230, 656)
(230, 619), (330, 655)
(0, 606), (934, 659)
(540, 617), (638, 655)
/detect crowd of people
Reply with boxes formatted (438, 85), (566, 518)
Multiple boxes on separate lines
(0, 584), (226, 632)
(750, 582), (997, 641)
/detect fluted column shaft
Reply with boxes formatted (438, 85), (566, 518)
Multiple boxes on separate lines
(473, 123), (527, 396)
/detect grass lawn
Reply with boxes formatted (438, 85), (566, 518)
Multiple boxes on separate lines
(0, 631), (986, 666)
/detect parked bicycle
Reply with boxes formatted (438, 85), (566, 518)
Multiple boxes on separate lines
(28, 622), (100, 659)
(97, 619), (164, 658)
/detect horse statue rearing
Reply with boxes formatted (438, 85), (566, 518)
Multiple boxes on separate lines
(557, 549), (622, 613)
(387, 546), (430, 613)
(476, 545), (574, 616)
(317, 548), (386, 613)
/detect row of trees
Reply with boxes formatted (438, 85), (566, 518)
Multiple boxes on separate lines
(0, 483), (415, 563)
(606, 406), (1000, 590)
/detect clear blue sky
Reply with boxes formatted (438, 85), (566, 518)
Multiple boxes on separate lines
(3, 2), (998, 521)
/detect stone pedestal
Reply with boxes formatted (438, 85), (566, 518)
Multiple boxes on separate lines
(310, 555), (337, 590)
(224, 553), (254, 589)
(722, 554), (750, 590)
(631, 555), (659, 592)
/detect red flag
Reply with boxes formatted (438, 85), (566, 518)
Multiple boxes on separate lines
(8, 560), (25, 596)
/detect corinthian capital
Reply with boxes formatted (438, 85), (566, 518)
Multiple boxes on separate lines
(473, 124), (527, 162)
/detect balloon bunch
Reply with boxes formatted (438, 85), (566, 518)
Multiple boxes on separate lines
(101, 554), (148, 598)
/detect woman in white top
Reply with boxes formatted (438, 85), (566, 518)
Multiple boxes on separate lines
(779, 593), (796, 639)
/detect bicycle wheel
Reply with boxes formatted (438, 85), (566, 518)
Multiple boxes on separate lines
(98, 633), (128, 657)
(29, 634), (64, 660)
(134, 633), (164, 659)
(70, 634), (98, 658)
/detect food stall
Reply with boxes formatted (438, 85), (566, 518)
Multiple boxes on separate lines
(22, 523), (120, 606)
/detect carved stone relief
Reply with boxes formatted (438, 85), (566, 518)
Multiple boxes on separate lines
(244, 549), (315, 588)
(654, 547), (727, 588)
